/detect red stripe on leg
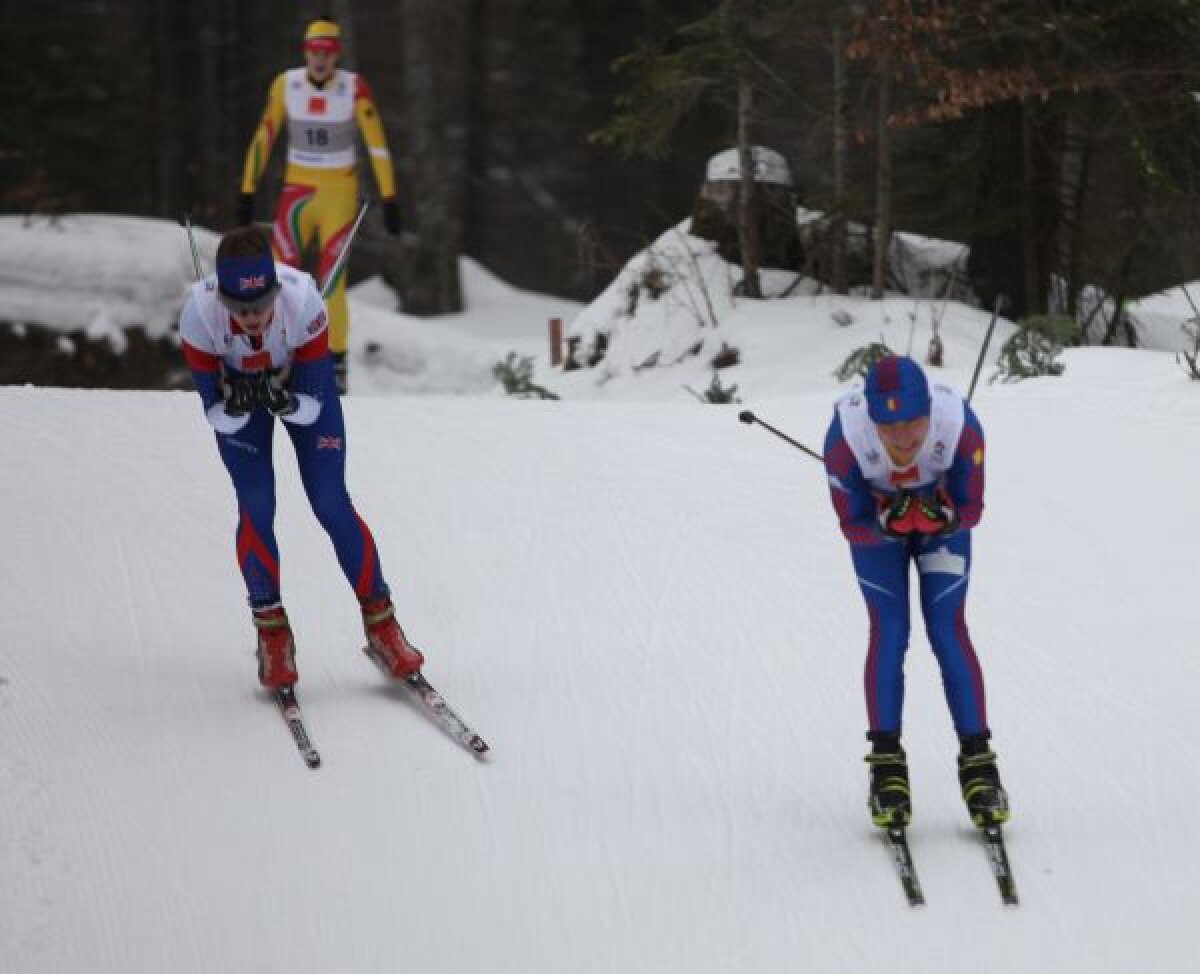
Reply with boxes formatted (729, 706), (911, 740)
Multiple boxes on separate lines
(236, 511), (280, 586)
(864, 602), (881, 731)
(354, 512), (378, 598)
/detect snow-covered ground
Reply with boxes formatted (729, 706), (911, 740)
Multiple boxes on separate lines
(346, 259), (579, 396)
(1127, 281), (1200, 353)
(4, 213), (1200, 971)
(3, 342), (1199, 972)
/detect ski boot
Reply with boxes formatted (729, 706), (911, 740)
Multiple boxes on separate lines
(958, 733), (1010, 827)
(253, 602), (298, 689)
(866, 732), (912, 828)
(361, 595), (424, 678)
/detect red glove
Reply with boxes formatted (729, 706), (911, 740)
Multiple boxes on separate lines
(878, 491), (919, 538)
(912, 490), (959, 535)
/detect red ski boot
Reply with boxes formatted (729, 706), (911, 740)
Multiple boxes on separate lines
(253, 603), (298, 689)
(361, 596), (424, 677)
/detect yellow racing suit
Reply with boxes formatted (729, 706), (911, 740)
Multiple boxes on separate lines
(240, 68), (397, 355)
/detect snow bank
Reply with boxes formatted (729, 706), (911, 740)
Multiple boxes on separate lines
(0, 214), (219, 339)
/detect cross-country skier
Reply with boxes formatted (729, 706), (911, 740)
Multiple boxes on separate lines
(823, 355), (1009, 830)
(237, 15), (402, 394)
(180, 225), (423, 690)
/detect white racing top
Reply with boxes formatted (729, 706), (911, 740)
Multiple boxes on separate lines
(834, 383), (966, 492)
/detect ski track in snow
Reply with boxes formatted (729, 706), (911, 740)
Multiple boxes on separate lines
(1, 361), (1199, 973)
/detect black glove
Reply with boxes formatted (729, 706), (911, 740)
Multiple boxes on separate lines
(237, 193), (256, 227)
(258, 369), (298, 417)
(878, 490), (917, 539)
(221, 374), (258, 416)
(381, 198), (403, 236)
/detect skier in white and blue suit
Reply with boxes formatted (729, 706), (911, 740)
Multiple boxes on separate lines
(181, 226), (425, 693)
(822, 354), (1010, 830)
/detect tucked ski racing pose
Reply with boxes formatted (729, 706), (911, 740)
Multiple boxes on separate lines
(180, 226), (424, 691)
(823, 355), (1010, 831)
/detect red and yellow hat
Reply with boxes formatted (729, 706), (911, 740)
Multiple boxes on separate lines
(303, 18), (342, 54)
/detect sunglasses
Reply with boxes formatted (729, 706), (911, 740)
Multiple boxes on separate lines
(217, 280), (281, 317)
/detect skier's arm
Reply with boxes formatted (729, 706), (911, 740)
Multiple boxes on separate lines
(943, 403), (986, 530)
(353, 75), (397, 202)
(180, 295), (223, 411)
(824, 412), (886, 546)
(281, 283), (337, 422)
(240, 74), (287, 195)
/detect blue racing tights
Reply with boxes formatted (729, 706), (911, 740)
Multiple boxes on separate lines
(849, 530), (989, 737)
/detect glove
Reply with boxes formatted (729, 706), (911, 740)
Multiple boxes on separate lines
(381, 198), (403, 236)
(222, 373), (259, 416)
(237, 193), (255, 227)
(258, 369), (298, 417)
(912, 490), (959, 536)
(878, 491), (918, 539)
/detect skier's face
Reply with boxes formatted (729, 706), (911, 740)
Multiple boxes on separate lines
(305, 48), (338, 83)
(233, 307), (274, 337)
(876, 416), (930, 465)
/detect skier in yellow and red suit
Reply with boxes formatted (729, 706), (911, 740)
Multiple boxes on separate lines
(238, 17), (402, 393)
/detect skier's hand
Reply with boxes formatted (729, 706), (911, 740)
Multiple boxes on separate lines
(258, 369), (298, 417)
(878, 491), (917, 539)
(222, 374), (258, 416)
(381, 198), (403, 236)
(912, 491), (959, 536)
(237, 193), (256, 227)
(205, 401), (252, 436)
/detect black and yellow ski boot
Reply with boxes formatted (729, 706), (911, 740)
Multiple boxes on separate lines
(958, 733), (1010, 827)
(866, 733), (912, 828)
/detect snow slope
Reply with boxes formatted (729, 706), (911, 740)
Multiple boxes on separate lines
(3, 346), (1199, 973)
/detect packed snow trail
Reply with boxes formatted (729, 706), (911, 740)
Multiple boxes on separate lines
(2, 351), (1199, 973)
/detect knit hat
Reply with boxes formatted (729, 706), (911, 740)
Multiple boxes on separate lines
(863, 355), (931, 424)
(303, 18), (342, 53)
(215, 251), (279, 315)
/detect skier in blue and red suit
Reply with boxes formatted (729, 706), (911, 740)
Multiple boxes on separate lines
(823, 354), (1010, 830)
(180, 225), (424, 692)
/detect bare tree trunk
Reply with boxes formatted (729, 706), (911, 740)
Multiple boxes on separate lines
(736, 69), (763, 299)
(831, 23), (848, 294)
(198, 6), (222, 223)
(871, 49), (892, 300)
(1057, 112), (1090, 318)
(152, 1), (178, 216)
(330, 0), (358, 63)
(396, 0), (469, 314)
(1021, 100), (1040, 315)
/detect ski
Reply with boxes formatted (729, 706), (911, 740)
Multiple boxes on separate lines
(883, 827), (925, 906)
(365, 647), (489, 757)
(274, 686), (321, 769)
(401, 671), (490, 758)
(980, 825), (1019, 906)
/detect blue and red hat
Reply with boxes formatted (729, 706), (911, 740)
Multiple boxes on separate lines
(864, 355), (931, 424)
(215, 251), (280, 315)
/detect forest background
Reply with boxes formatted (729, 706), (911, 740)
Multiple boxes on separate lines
(5, 0), (1200, 337)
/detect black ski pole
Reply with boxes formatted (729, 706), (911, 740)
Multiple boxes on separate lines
(738, 410), (825, 463)
(967, 293), (1008, 403)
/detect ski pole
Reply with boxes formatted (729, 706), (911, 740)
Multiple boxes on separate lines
(966, 293), (1008, 403)
(183, 213), (204, 282)
(320, 200), (370, 299)
(738, 410), (825, 463)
